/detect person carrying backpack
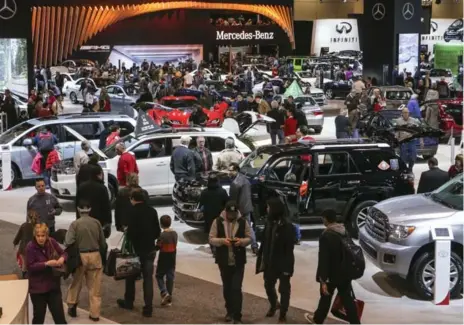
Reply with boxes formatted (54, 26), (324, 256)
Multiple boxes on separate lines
(304, 209), (363, 324)
(33, 127), (58, 187)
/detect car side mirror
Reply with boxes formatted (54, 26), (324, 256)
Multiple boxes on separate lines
(23, 138), (33, 147)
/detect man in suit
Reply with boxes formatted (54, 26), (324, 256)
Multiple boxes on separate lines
(417, 158), (449, 194)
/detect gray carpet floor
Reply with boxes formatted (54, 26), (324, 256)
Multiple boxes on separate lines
(0, 220), (322, 324)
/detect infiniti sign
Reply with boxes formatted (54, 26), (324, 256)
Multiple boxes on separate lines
(335, 22), (352, 34)
(216, 30), (274, 41)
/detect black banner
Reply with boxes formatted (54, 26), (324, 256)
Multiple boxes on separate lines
(135, 110), (160, 137)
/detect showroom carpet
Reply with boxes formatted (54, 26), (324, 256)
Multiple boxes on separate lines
(0, 220), (316, 324)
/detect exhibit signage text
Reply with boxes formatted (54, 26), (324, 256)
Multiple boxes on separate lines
(216, 30), (274, 41)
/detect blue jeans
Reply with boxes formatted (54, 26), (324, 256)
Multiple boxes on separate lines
(293, 223), (301, 242)
(156, 267), (175, 296)
(351, 128), (360, 139)
(42, 170), (50, 188)
(243, 213), (258, 249)
(270, 129), (284, 145)
(400, 140), (417, 171)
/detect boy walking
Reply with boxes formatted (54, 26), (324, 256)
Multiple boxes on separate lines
(155, 215), (178, 306)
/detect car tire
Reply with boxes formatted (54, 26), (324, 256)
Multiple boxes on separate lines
(325, 89), (334, 99)
(70, 92), (78, 104)
(411, 250), (463, 300)
(348, 200), (378, 238)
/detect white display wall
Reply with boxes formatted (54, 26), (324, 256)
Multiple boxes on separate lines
(311, 19), (360, 56)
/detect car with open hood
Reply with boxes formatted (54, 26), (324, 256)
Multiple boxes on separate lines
(141, 96), (225, 128)
(420, 98), (463, 141)
(172, 140), (416, 235)
(51, 125), (253, 201)
(359, 174), (463, 300)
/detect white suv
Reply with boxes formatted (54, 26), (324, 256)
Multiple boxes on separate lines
(51, 127), (252, 201)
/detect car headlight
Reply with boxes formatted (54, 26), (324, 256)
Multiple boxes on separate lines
(389, 224), (415, 239)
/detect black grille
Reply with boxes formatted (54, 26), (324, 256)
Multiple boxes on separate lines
(360, 239), (377, 259)
(51, 170), (58, 182)
(365, 208), (389, 242)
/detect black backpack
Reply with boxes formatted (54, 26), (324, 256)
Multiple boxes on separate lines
(333, 231), (365, 280)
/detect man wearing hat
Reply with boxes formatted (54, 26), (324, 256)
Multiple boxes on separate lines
(170, 135), (196, 181)
(209, 200), (252, 324)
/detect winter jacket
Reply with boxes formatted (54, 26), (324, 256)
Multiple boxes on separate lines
(229, 173), (253, 215)
(170, 145), (196, 181)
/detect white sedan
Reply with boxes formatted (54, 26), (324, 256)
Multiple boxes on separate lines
(63, 78), (99, 104)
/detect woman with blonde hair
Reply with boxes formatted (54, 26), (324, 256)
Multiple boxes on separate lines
(13, 209), (39, 278)
(26, 223), (67, 324)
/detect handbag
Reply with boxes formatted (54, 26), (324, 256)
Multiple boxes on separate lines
(48, 240), (67, 277)
(331, 288), (364, 322)
(105, 233), (141, 280)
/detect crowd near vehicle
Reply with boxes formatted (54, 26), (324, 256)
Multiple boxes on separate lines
(51, 59), (96, 75)
(0, 114), (136, 186)
(359, 175), (463, 300)
(51, 126), (252, 201)
(63, 78), (99, 104)
(420, 68), (454, 86)
(359, 109), (444, 159)
(96, 84), (140, 111)
(420, 98), (463, 141)
(172, 140), (418, 236)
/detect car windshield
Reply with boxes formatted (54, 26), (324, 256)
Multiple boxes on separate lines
(239, 151), (272, 176)
(103, 134), (138, 159)
(430, 175), (463, 210)
(385, 91), (412, 100)
(0, 122), (35, 144)
(295, 97), (317, 106)
(450, 19), (462, 27)
(162, 99), (198, 109)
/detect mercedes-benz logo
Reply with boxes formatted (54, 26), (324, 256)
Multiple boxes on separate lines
(431, 21), (438, 33)
(335, 22), (353, 34)
(372, 3), (386, 21)
(402, 2), (415, 21)
(0, 0), (16, 20)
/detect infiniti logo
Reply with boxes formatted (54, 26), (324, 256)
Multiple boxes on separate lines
(372, 3), (386, 21)
(0, 0), (16, 20)
(438, 250), (449, 258)
(402, 2), (415, 21)
(430, 21), (438, 33)
(335, 22), (352, 34)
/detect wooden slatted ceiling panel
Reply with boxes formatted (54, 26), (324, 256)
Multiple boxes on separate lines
(32, 2), (295, 66)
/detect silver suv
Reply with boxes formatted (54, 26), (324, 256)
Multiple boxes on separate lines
(0, 114), (135, 186)
(359, 175), (463, 300)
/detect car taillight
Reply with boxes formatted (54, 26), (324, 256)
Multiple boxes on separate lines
(312, 111), (324, 116)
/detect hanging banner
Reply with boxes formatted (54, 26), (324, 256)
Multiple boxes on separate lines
(420, 19), (462, 57)
(311, 19), (360, 56)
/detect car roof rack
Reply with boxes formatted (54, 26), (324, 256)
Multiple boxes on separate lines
(138, 126), (207, 138)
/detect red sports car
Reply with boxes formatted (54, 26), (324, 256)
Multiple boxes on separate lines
(146, 96), (227, 127)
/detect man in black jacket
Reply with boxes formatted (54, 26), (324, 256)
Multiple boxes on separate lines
(75, 167), (112, 238)
(417, 158), (449, 194)
(236, 94), (248, 113)
(256, 197), (295, 324)
(209, 201), (252, 324)
(304, 210), (360, 324)
(117, 189), (161, 317)
(170, 135), (196, 181)
(267, 101), (285, 145)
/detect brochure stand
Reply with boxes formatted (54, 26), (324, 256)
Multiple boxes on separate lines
(431, 226), (454, 305)
(1, 146), (12, 191)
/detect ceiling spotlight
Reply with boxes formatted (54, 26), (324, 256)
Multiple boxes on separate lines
(435, 0), (441, 4)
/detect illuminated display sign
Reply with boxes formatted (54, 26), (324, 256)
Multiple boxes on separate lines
(216, 30), (274, 40)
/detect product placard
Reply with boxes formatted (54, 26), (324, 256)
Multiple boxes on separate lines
(311, 19), (360, 56)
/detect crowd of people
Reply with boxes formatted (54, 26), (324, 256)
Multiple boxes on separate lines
(211, 15), (276, 26)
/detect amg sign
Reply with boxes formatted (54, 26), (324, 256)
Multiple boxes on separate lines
(216, 30), (274, 41)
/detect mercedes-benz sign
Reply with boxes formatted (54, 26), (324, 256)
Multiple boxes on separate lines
(402, 2), (415, 21)
(0, 0), (16, 20)
(372, 3), (386, 21)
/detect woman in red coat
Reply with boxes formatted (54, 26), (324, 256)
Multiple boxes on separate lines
(284, 109), (298, 139)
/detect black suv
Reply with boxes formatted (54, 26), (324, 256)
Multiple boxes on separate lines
(172, 140), (416, 237)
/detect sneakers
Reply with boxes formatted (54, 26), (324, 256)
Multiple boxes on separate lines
(89, 316), (100, 322)
(265, 307), (277, 317)
(304, 313), (315, 324)
(161, 292), (172, 307)
(116, 299), (134, 310)
(67, 305), (77, 318)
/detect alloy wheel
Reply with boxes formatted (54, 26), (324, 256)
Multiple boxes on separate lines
(325, 89), (333, 99)
(70, 92), (78, 103)
(356, 207), (370, 229)
(421, 259), (459, 294)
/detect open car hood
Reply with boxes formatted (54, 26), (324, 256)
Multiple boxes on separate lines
(62, 125), (108, 159)
(369, 125), (444, 145)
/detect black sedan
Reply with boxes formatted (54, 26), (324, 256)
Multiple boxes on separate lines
(323, 80), (353, 99)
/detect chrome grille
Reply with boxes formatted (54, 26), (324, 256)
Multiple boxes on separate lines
(365, 207), (389, 242)
(311, 93), (324, 98)
(51, 169), (58, 182)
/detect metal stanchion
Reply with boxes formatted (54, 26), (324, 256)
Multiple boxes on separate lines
(0, 112), (8, 133)
(449, 127), (455, 164)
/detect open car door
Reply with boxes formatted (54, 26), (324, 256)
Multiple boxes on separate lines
(236, 111), (276, 139)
